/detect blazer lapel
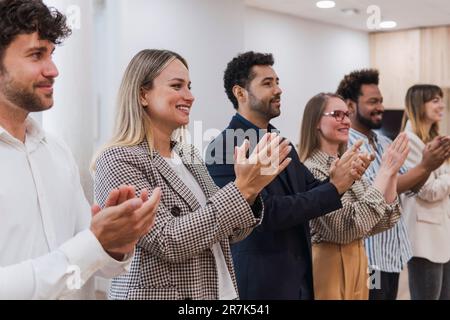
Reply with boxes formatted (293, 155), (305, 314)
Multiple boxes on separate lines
(152, 150), (200, 211)
(175, 144), (216, 200)
(404, 122), (427, 169)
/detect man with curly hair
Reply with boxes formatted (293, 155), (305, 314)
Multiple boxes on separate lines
(337, 69), (450, 300)
(205, 51), (365, 299)
(0, 0), (161, 299)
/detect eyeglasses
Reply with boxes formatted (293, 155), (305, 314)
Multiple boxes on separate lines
(323, 110), (350, 122)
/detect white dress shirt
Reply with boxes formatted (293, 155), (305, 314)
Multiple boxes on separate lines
(0, 117), (131, 300)
(164, 153), (238, 300)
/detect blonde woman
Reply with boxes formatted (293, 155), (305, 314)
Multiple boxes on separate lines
(93, 49), (291, 300)
(299, 93), (409, 300)
(401, 84), (450, 300)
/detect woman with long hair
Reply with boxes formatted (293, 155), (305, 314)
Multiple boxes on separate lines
(92, 49), (291, 300)
(401, 84), (450, 300)
(298, 93), (409, 299)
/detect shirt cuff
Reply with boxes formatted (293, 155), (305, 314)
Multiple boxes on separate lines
(385, 195), (400, 212)
(59, 229), (133, 283)
(0, 261), (35, 300)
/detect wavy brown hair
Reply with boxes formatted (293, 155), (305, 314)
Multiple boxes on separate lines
(0, 0), (71, 70)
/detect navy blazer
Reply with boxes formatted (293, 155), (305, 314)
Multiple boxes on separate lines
(205, 113), (343, 300)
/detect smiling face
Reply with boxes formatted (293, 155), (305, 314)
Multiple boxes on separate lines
(318, 97), (351, 146)
(355, 84), (384, 130)
(0, 32), (58, 114)
(141, 58), (195, 132)
(424, 95), (445, 125)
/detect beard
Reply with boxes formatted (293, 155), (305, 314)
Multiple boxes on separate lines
(248, 91), (281, 121)
(0, 73), (54, 113)
(356, 104), (383, 130)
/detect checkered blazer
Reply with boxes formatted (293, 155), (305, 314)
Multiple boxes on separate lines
(94, 141), (262, 300)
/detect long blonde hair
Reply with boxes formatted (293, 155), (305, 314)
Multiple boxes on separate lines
(401, 84), (443, 143)
(298, 93), (346, 162)
(92, 49), (188, 169)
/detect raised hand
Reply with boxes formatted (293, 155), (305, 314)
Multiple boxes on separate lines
(359, 152), (376, 171)
(91, 185), (143, 216)
(330, 140), (366, 194)
(422, 136), (450, 172)
(90, 187), (161, 257)
(379, 132), (410, 176)
(443, 136), (450, 160)
(234, 133), (292, 204)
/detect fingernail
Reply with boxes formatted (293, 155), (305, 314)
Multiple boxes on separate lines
(130, 199), (142, 208)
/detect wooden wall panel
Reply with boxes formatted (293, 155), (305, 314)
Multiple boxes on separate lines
(370, 26), (450, 135)
(370, 30), (421, 110)
(420, 27), (450, 87)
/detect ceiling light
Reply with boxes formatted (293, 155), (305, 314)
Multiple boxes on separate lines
(380, 21), (397, 29)
(316, 1), (336, 9)
(341, 8), (360, 16)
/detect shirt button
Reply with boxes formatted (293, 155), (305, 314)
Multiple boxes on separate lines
(171, 206), (181, 217)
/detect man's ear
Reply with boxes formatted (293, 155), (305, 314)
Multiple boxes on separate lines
(232, 85), (246, 103)
(346, 99), (356, 114)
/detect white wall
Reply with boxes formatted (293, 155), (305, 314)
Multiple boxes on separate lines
(98, 2), (370, 152)
(96, 0), (246, 154)
(245, 7), (370, 144)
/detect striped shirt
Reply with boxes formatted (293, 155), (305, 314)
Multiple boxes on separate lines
(348, 129), (413, 273)
(305, 150), (401, 245)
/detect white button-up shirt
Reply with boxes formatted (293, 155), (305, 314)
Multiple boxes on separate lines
(0, 117), (131, 300)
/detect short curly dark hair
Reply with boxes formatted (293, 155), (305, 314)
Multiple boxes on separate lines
(336, 69), (379, 103)
(224, 51), (274, 110)
(0, 0), (71, 69)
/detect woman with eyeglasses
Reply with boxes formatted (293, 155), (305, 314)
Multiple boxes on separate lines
(400, 85), (450, 300)
(298, 93), (409, 300)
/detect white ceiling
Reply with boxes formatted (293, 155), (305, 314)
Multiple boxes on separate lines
(245, 0), (450, 32)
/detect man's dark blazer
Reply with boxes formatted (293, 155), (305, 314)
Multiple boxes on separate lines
(205, 113), (343, 300)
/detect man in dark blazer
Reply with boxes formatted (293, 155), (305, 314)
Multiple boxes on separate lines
(206, 52), (364, 300)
